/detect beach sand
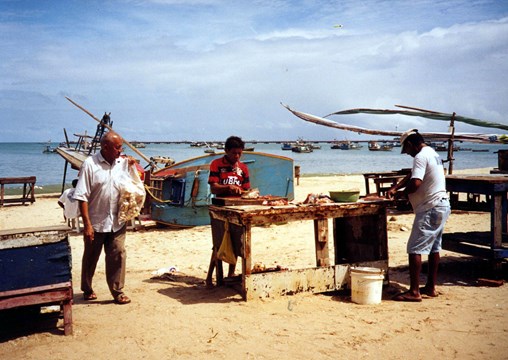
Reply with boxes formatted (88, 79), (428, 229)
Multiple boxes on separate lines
(0, 169), (507, 359)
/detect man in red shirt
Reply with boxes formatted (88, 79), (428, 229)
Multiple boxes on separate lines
(206, 136), (250, 287)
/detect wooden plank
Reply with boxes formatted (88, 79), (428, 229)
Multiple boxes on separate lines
(245, 266), (338, 300)
(0, 177), (36, 185)
(0, 226), (70, 250)
(209, 202), (390, 227)
(0, 282), (72, 298)
(0, 288), (72, 310)
(244, 261), (388, 300)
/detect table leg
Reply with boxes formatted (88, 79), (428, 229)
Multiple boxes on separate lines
(314, 219), (329, 267)
(242, 224), (252, 301)
(62, 300), (73, 335)
(492, 194), (503, 249)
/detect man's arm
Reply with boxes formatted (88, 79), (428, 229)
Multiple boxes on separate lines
(210, 182), (243, 196)
(79, 200), (94, 242)
(387, 173), (411, 199)
(404, 178), (422, 195)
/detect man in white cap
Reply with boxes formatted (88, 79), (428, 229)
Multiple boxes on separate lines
(387, 129), (451, 302)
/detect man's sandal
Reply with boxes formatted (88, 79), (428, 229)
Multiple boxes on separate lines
(83, 291), (97, 301)
(114, 294), (131, 305)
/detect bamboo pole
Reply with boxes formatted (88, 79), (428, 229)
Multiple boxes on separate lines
(65, 97), (153, 165)
(446, 112), (456, 175)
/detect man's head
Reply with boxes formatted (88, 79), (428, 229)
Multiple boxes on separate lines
(100, 131), (124, 164)
(400, 129), (425, 157)
(224, 136), (245, 164)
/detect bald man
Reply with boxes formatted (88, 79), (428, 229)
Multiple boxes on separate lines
(74, 131), (135, 305)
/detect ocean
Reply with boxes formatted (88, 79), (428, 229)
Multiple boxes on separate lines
(0, 141), (505, 193)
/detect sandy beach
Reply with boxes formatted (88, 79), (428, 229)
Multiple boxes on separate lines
(0, 169), (507, 359)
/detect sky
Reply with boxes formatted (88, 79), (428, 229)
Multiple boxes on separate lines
(1, 0), (508, 142)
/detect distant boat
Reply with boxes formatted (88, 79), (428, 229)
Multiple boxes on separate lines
(368, 141), (393, 151)
(150, 152), (295, 226)
(42, 140), (57, 154)
(291, 144), (313, 153)
(132, 142), (146, 148)
(281, 143), (293, 150)
(332, 141), (362, 150)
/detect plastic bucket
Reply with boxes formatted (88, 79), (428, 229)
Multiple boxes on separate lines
(350, 267), (384, 305)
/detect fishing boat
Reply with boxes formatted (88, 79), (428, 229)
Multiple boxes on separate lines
(332, 141), (362, 150)
(281, 142), (293, 150)
(291, 144), (313, 153)
(149, 152), (295, 227)
(42, 140), (57, 153)
(132, 142), (146, 148)
(368, 141), (393, 151)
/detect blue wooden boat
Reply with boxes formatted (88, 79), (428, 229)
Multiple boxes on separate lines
(149, 151), (295, 227)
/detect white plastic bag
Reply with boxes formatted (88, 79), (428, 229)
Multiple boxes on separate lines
(118, 165), (146, 222)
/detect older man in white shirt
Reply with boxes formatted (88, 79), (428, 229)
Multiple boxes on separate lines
(74, 131), (135, 305)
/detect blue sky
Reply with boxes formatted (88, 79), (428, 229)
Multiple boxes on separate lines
(1, 0), (507, 142)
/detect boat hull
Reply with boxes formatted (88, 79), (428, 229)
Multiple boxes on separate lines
(150, 152), (295, 227)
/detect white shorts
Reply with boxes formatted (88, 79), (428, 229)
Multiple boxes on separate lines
(407, 199), (451, 255)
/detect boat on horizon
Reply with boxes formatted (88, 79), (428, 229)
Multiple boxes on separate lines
(368, 141), (393, 151)
(331, 141), (363, 150)
(42, 140), (57, 154)
(291, 144), (313, 153)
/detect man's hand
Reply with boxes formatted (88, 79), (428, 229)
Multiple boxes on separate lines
(228, 184), (243, 195)
(386, 188), (397, 199)
(83, 223), (94, 243)
(126, 156), (137, 167)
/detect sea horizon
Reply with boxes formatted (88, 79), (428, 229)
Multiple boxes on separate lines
(1, 141), (505, 195)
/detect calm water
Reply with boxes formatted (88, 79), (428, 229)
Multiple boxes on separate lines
(0, 141), (506, 190)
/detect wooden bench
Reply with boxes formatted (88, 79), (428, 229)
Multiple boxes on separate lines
(0, 176), (36, 206)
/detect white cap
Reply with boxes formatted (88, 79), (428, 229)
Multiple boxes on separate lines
(400, 128), (418, 153)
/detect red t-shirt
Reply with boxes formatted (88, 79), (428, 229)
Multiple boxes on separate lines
(208, 156), (250, 190)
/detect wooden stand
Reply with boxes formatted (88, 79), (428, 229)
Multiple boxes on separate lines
(443, 175), (508, 268)
(208, 201), (390, 300)
(0, 176), (36, 206)
(0, 226), (73, 335)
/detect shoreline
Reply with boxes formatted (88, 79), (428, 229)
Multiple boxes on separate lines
(2, 167), (494, 196)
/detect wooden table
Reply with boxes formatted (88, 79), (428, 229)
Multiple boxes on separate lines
(443, 175), (508, 265)
(362, 169), (411, 195)
(208, 200), (390, 300)
(0, 226), (73, 335)
(0, 176), (36, 206)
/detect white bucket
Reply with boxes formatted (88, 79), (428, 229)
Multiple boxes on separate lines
(350, 267), (384, 305)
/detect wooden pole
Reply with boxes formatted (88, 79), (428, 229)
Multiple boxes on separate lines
(447, 112), (456, 175)
(65, 97), (154, 165)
